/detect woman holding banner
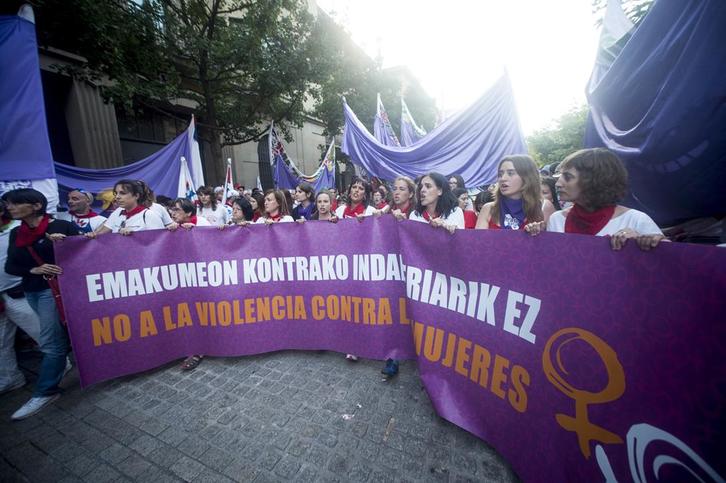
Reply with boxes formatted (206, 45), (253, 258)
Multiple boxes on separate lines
(533, 148), (665, 250)
(255, 190), (294, 224)
(335, 177), (375, 221)
(309, 190), (338, 222)
(409, 173), (465, 234)
(389, 176), (416, 221)
(291, 183), (316, 221)
(475, 155), (552, 230)
(89, 180), (165, 236)
(3, 189), (80, 420)
(170, 198), (212, 229)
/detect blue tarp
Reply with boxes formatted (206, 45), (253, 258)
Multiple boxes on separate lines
(342, 74), (527, 187)
(585, 0), (726, 225)
(0, 16), (55, 180)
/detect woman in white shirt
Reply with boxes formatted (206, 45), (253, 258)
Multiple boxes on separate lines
(409, 172), (465, 234)
(196, 186), (228, 226)
(535, 148), (664, 250)
(255, 190), (294, 224)
(334, 177), (376, 220)
(89, 180), (164, 236)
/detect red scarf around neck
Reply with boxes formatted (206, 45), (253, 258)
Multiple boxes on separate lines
(422, 210), (439, 222)
(16, 214), (51, 247)
(396, 202), (411, 217)
(342, 203), (365, 218)
(189, 215), (198, 225)
(565, 204), (616, 235)
(268, 212), (282, 222)
(120, 205), (146, 219)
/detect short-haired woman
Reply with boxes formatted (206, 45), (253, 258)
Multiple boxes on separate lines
(545, 148), (665, 250)
(452, 188), (477, 229)
(170, 198), (211, 229)
(335, 177), (376, 220)
(3, 189), (80, 420)
(292, 183), (316, 221)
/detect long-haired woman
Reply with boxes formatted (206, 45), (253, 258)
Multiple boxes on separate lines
(335, 177), (375, 220)
(90, 179), (165, 236)
(249, 192), (265, 222)
(541, 176), (561, 211)
(3, 189), (80, 420)
(309, 190), (338, 222)
(197, 186), (228, 226)
(292, 183), (316, 221)
(255, 190), (294, 224)
(475, 155), (553, 230)
(452, 188), (477, 229)
(409, 172), (465, 233)
(542, 148), (664, 250)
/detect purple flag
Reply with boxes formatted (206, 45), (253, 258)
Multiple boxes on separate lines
(55, 218), (726, 482)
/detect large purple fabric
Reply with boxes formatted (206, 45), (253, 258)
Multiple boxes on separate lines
(0, 16), (56, 180)
(584, 0), (726, 225)
(55, 217), (725, 482)
(54, 126), (192, 201)
(342, 75), (527, 187)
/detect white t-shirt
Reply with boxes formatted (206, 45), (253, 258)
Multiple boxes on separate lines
(334, 205), (376, 219)
(149, 203), (173, 226)
(254, 215), (294, 224)
(409, 207), (466, 229)
(104, 207), (165, 233)
(193, 216), (212, 226)
(547, 208), (662, 236)
(0, 219), (22, 291)
(199, 205), (228, 226)
(57, 211), (107, 233)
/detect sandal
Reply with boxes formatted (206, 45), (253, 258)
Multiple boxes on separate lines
(181, 355), (203, 371)
(345, 354), (358, 362)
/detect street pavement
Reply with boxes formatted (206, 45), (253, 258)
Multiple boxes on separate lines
(1, 350), (519, 482)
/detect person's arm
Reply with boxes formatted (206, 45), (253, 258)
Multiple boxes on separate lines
(4, 231), (31, 277)
(475, 203), (493, 229)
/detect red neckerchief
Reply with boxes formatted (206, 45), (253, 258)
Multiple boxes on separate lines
(120, 205), (146, 219)
(343, 203), (365, 218)
(376, 201), (388, 210)
(396, 202), (411, 217)
(268, 212), (282, 222)
(422, 210), (439, 221)
(565, 204), (616, 235)
(74, 211), (98, 219)
(189, 215), (198, 225)
(15, 214), (51, 247)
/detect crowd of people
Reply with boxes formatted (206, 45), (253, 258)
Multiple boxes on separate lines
(1, 148), (668, 420)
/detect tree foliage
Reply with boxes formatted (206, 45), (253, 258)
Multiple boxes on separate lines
(592, 0), (654, 26)
(527, 105), (589, 166)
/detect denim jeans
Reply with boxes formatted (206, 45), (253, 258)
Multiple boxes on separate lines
(25, 289), (69, 397)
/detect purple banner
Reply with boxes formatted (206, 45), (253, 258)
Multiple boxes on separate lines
(55, 217), (726, 482)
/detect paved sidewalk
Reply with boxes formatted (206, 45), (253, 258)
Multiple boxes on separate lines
(1, 350), (519, 482)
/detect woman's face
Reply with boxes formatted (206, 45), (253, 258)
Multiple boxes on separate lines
(264, 193), (279, 214)
(250, 198), (258, 211)
(373, 192), (382, 204)
(392, 180), (413, 206)
(170, 204), (190, 223)
(419, 176), (442, 208)
(199, 192), (211, 206)
(555, 167), (581, 203)
(448, 177), (459, 190)
(295, 187), (308, 203)
(541, 183), (553, 202)
(5, 201), (40, 220)
(114, 186), (139, 209)
(316, 194), (331, 215)
(457, 193), (468, 210)
(349, 182), (365, 204)
(232, 204), (245, 222)
(497, 161), (524, 199)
